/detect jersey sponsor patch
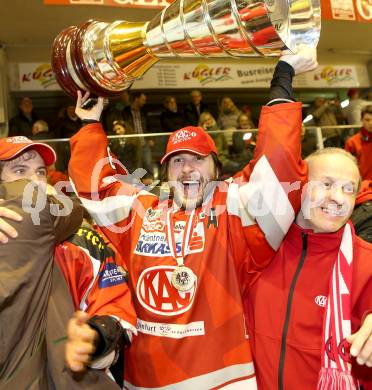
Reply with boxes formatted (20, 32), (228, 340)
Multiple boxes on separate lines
(136, 318), (205, 338)
(98, 263), (128, 289)
(134, 232), (178, 257)
(142, 207), (166, 232)
(136, 265), (197, 316)
(135, 221), (205, 257)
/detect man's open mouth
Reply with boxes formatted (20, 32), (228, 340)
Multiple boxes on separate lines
(182, 180), (201, 195)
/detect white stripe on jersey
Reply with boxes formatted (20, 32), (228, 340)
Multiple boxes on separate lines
(79, 248), (101, 311)
(239, 155), (295, 250)
(223, 376), (257, 389)
(227, 182), (255, 227)
(124, 363), (255, 390)
(78, 195), (135, 226)
(69, 178), (155, 227)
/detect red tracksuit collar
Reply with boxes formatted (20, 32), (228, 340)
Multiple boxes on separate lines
(360, 127), (372, 142)
(356, 180), (372, 205)
(286, 223), (344, 254)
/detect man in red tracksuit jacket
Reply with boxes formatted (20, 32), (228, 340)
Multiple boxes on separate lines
(246, 142), (372, 389)
(345, 105), (372, 180)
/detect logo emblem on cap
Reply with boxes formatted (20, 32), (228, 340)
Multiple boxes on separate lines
(172, 130), (197, 144)
(6, 136), (32, 144)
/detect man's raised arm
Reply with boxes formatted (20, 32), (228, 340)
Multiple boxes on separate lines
(235, 45), (318, 250)
(68, 92), (156, 250)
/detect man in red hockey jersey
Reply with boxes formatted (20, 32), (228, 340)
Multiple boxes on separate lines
(66, 46), (318, 389)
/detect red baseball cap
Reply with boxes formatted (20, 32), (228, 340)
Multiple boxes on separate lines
(161, 126), (218, 164)
(0, 136), (57, 166)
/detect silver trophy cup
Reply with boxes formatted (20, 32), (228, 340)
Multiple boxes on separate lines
(52, 0), (321, 97)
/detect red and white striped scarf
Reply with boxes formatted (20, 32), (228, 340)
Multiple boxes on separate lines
(317, 222), (359, 390)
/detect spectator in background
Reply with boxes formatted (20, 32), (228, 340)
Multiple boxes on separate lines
(102, 91), (131, 133)
(112, 119), (127, 136)
(310, 96), (345, 147)
(31, 120), (62, 180)
(160, 96), (184, 133)
(31, 119), (55, 140)
(122, 92), (153, 175)
(301, 126), (318, 158)
(217, 97), (241, 148)
(343, 88), (369, 130)
(231, 113), (255, 169)
(57, 104), (82, 138)
(345, 105), (372, 180)
(109, 119), (137, 173)
(240, 105), (256, 129)
(198, 111), (218, 133)
(217, 97), (241, 130)
(184, 89), (208, 126)
(237, 113), (254, 130)
(9, 97), (38, 137)
(54, 104), (82, 173)
(198, 112), (239, 175)
(159, 96), (185, 160)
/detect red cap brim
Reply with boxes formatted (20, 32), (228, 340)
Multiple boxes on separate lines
(2, 143), (57, 166)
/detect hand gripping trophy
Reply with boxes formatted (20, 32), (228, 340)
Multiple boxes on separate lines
(51, 0), (321, 97)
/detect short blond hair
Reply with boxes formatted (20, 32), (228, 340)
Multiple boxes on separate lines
(198, 112), (215, 127)
(305, 147), (357, 165)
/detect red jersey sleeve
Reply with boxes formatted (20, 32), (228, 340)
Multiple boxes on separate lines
(55, 236), (137, 333)
(227, 103), (307, 292)
(68, 123), (156, 252)
(228, 102), (308, 249)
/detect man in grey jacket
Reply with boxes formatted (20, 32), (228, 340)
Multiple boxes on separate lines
(0, 136), (120, 389)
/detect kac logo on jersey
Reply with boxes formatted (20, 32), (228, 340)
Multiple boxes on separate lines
(136, 265), (197, 316)
(315, 295), (327, 307)
(98, 263), (128, 289)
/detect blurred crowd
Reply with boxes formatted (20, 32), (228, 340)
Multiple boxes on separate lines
(7, 87), (372, 182)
